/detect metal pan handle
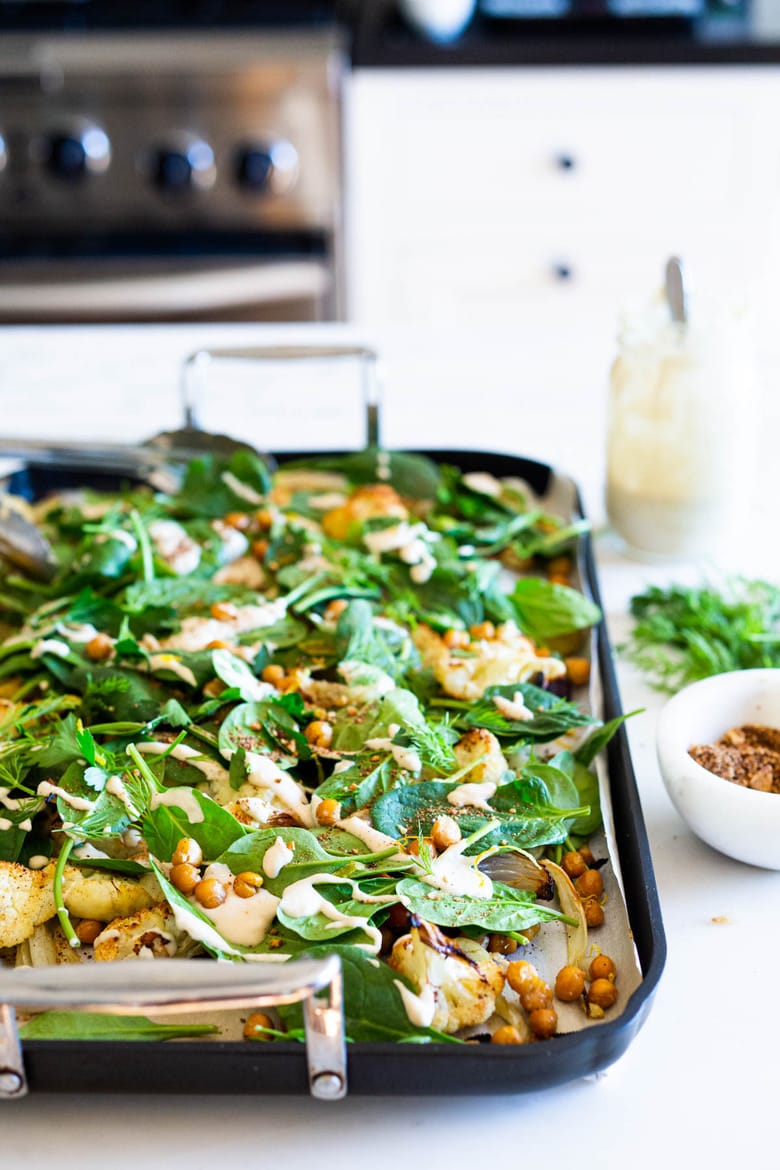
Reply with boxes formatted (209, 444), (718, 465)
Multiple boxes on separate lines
(0, 954), (346, 1101)
(181, 342), (382, 449)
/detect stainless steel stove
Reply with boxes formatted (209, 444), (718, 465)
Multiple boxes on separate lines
(0, 9), (346, 321)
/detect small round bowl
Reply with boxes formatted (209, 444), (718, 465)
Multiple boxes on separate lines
(656, 668), (780, 870)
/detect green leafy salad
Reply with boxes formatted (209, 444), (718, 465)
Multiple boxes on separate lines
(0, 448), (622, 1045)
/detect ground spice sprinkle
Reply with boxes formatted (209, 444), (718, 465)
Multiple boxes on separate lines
(689, 724), (780, 793)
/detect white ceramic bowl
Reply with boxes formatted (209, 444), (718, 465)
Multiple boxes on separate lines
(656, 668), (780, 870)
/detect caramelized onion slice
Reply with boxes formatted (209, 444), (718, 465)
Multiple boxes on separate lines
(541, 860), (588, 969)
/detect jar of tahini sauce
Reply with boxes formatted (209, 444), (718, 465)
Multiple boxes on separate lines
(605, 291), (756, 559)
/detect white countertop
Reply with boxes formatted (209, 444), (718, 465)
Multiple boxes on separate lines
(1, 324), (778, 1169)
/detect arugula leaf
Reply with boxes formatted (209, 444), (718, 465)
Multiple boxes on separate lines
(509, 578), (602, 642)
(18, 1012), (219, 1042)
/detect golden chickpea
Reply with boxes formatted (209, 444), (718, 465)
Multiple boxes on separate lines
(588, 978), (619, 1011)
(194, 878), (228, 909)
(223, 511), (251, 531)
(406, 836), (435, 859)
(469, 621), (496, 641)
(443, 628), (470, 650)
(261, 663), (286, 686)
(546, 555), (572, 579)
(202, 678), (226, 698)
(85, 633), (114, 661)
(519, 982), (554, 1014)
(315, 798), (341, 827)
(488, 934), (517, 956)
(277, 673), (301, 694)
(324, 598), (349, 622)
(548, 575), (570, 588)
(171, 863), (201, 894)
(75, 918), (104, 945)
(584, 898), (606, 928)
(255, 508), (274, 531)
(430, 815), (462, 851)
(561, 850), (587, 879)
(252, 539), (269, 560)
(233, 871), (264, 899)
(210, 600), (238, 622)
(506, 960), (536, 997)
(491, 1025), (526, 1046)
(206, 639), (231, 651)
(575, 869), (604, 900)
(578, 844), (595, 866)
(172, 837), (203, 867)
(305, 720), (333, 749)
(589, 954), (617, 982)
(243, 1012), (275, 1040)
(554, 965), (586, 1003)
(528, 1008), (558, 1039)
(565, 657), (591, 687)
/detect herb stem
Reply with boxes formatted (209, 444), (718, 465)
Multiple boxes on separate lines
(53, 837), (80, 949)
(129, 510), (155, 583)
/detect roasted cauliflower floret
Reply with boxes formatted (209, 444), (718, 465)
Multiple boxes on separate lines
(297, 660), (395, 710)
(322, 483), (407, 542)
(453, 728), (508, 786)
(93, 903), (186, 961)
(0, 861), (56, 948)
(388, 919), (505, 1035)
(62, 868), (156, 922)
(414, 620), (566, 701)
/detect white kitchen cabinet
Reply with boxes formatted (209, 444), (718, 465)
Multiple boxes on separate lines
(345, 66), (780, 341)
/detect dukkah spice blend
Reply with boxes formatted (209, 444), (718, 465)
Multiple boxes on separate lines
(689, 725), (780, 793)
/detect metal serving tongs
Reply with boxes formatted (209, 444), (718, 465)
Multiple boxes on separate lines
(0, 342), (381, 581)
(0, 955), (347, 1101)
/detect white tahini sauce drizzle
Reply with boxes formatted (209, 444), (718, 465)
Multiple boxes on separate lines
(0, 816), (12, 831)
(138, 741), (228, 783)
(147, 654), (198, 688)
(199, 886), (281, 948)
(337, 816), (404, 857)
(493, 693), (535, 723)
(243, 752), (313, 825)
(462, 471), (502, 498)
(280, 873), (395, 952)
(446, 781), (497, 811)
(413, 837), (494, 900)
(393, 980), (437, 1028)
(149, 788), (205, 824)
(262, 836), (296, 879)
(0, 787), (23, 811)
(148, 519), (201, 576)
(30, 638), (71, 660)
(27, 855), (50, 870)
(220, 471), (265, 506)
(364, 737), (422, 774)
(105, 775), (138, 814)
(36, 781), (96, 812)
(56, 622), (99, 643)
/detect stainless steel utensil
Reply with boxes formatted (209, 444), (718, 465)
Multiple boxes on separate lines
(665, 256), (687, 324)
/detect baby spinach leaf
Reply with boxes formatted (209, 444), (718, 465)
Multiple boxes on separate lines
(211, 648), (271, 702)
(276, 878), (391, 944)
(509, 578), (601, 642)
(396, 877), (571, 934)
(575, 710), (638, 768)
(143, 787), (247, 861)
(445, 681), (596, 743)
(336, 599), (400, 678)
(217, 698), (310, 762)
(216, 826), (385, 897)
(330, 687), (424, 753)
(277, 943), (453, 1044)
(316, 754), (409, 815)
(18, 1012), (219, 1042)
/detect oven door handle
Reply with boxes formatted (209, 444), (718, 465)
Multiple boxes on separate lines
(0, 261), (330, 318)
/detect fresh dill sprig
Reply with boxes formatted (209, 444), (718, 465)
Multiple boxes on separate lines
(404, 717), (457, 773)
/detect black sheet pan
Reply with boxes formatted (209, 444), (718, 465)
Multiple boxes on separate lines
(4, 447), (667, 1096)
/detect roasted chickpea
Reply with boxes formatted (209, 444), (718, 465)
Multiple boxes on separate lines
(565, 657), (591, 687)
(575, 869), (604, 899)
(261, 663), (286, 686)
(223, 511), (251, 531)
(583, 898), (606, 927)
(491, 1025), (526, 1046)
(528, 1008), (558, 1039)
(202, 678), (226, 698)
(561, 850), (587, 879)
(172, 837), (203, 867)
(443, 628), (470, 650)
(255, 508), (274, 531)
(252, 539), (269, 560)
(85, 633), (113, 661)
(488, 934), (517, 956)
(315, 798), (341, 827)
(194, 878), (228, 909)
(277, 672), (301, 694)
(75, 918), (104, 945)
(170, 863), (201, 894)
(506, 960), (536, 996)
(589, 954), (617, 982)
(588, 978), (619, 1011)
(554, 965), (586, 1003)
(578, 844), (595, 866)
(546, 555), (572, 579)
(305, 720), (333, 749)
(324, 598), (349, 622)
(233, 871), (264, 899)
(469, 621), (496, 641)
(406, 836), (435, 859)
(210, 600), (238, 622)
(243, 1012), (275, 1040)
(519, 982), (554, 1014)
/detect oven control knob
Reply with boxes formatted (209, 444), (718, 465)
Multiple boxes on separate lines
(46, 123), (111, 181)
(235, 140), (299, 195)
(151, 136), (216, 194)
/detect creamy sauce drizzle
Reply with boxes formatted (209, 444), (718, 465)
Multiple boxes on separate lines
(446, 781), (497, 811)
(36, 781), (95, 812)
(393, 980), (437, 1028)
(149, 788), (205, 824)
(262, 836), (296, 879)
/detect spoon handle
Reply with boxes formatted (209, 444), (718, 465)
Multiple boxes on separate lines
(665, 256), (687, 324)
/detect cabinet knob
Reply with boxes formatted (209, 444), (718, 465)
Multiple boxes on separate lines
(555, 152), (577, 172)
(150, 136), (215, 195)
(552, 262), (574, 282)
(46, 122), (110, 181)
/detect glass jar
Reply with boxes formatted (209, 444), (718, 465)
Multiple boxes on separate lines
(605, 296), (756, 560)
